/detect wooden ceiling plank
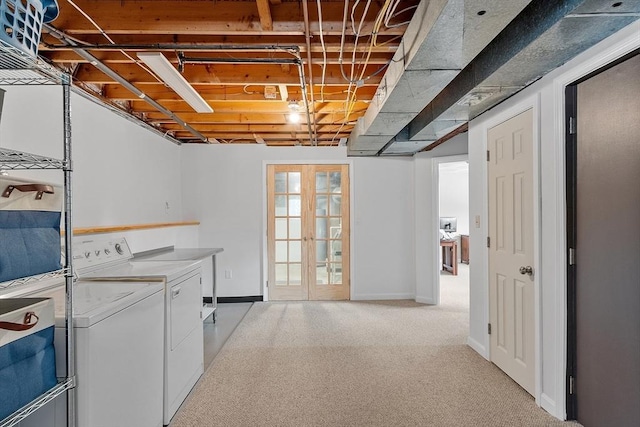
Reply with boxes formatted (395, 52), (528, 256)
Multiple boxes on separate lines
(143, 111), (359, 125)
(129, 100), (370, 114)
(161, 123), (351, 133)
(171, 131), (350, 140)
(73, 63), (383, 86)
(102, 84), (377, 102)
(44, 50), (393, 66)
(54, 0), (408, 36)
(40, 34), (401, 54)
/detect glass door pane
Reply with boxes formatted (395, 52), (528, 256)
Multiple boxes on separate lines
(309, 165), (349, 300)
(267, 166), (308, 300)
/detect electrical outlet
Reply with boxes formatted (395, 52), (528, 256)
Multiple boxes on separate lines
(225, 269), (232, 279)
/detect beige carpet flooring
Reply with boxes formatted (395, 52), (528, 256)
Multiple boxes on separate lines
(171, 267), (576, 426)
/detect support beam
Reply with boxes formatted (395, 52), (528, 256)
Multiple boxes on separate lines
(256, 0), (274, 31)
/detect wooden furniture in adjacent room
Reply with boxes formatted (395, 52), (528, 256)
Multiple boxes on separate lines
(461, 235), (469, 264)
(440, 239), (458, 275)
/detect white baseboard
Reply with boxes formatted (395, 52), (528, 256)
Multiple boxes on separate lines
(540, 393), (562, 420)
(415, 296), (436, 305)
(467, 336), (489, 360)
(351, 293), (415, 300)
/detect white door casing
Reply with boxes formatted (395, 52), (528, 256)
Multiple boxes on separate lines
(488, 108), (536, 395)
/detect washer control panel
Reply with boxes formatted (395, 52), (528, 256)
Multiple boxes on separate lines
(73, 237), (133, 271)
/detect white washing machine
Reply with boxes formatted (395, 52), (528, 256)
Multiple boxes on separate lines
(0, 277), (165, 427)
(74, 237), (204, 425)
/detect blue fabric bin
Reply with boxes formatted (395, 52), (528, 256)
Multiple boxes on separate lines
(0, 177), (62, 283)
(0, 298), (57, 421)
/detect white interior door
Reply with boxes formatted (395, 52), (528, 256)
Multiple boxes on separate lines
(488, 108), (535, 395)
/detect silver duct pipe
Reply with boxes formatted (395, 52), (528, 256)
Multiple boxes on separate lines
(296, 60), (315, 146)
(302, 0), (318, 145)
(42, 42), (303, 53)
(179, 56), (300, 65)
(44, 24), (210, 143)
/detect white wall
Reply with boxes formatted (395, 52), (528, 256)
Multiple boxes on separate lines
(439, 161), (469, 235)
(0, 86), (194, 250)
(467, 21), (640, 420)
(351, 156), (415, 300)
(181, 144), (415, 299)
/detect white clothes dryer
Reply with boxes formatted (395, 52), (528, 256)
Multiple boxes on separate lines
(74, 237), (204, 425)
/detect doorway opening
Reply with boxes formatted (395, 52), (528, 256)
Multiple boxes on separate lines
(436, 157), (470, 310)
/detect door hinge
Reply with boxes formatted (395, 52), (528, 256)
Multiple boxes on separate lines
(569, 376), (575, 395)
(569, 117), (576, 135)
(569, 248), (576, 266)
(266, 280), (269, 288)
(486, 150), (490, 161)
(487, 236), (490, 248)
(488, 323), (492, 335)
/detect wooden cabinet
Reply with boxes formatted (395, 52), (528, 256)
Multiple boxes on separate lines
(461, 235), (469, 264)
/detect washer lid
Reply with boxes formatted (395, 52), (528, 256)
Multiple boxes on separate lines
(35, 281), (163, 327)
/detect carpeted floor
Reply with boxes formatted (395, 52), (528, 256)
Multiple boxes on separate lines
(171, 270), (576, 426)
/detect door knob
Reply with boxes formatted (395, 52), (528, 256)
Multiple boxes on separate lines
(519, 266), (533, 276)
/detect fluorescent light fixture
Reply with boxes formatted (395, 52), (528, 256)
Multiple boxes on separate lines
(137, 52), (213, 113)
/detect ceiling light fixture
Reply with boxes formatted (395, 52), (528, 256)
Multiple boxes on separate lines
(137, 52), (213, 113)
(287, 101), (301, 124)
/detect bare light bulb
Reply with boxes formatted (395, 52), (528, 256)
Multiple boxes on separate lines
(288, 111), (301, 123)
(287, 101), (301, 124)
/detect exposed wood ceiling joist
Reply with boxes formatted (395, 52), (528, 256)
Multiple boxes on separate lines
(40, 0), (420, 146)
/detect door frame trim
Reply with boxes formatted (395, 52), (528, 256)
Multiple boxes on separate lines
(551, 29), (640, 419)
(261, 159), (355, 301)
(477, 93), (542, 403)
(564, 48), (640, 421)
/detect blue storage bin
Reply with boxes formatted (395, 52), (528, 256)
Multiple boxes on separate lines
(0, 176), (62, 283)
(0, 297), (56, 421)
(0, 0), (59, 57)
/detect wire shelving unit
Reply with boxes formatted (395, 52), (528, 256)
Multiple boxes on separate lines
(0, 39), (76, 427)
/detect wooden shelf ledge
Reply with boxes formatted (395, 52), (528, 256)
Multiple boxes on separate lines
(67, 221), (200, 236)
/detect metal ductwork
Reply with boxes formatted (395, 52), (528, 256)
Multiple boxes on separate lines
(348, 0), (640, 157)
(347, 0), (534, 156)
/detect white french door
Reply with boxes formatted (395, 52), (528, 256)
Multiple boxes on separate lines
(267, 164), (350, 301)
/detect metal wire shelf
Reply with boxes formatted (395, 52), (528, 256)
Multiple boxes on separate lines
(0, 267), (70, 290)
(0, 378), (75, 427)
(0, 147), (67, 170)
(0, 41), (66, 85)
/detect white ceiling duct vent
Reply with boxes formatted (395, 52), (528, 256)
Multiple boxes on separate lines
(457, 90), (495, 106)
